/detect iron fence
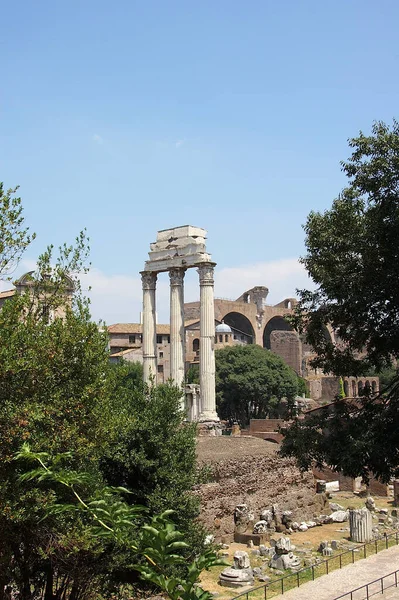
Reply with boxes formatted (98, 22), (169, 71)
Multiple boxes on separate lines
(231, 530), (399, 600)
(334, 568), (399, 600)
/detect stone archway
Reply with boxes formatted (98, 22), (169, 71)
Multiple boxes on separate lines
(222, 312), (255, 343)
(263, 316), (293, 349)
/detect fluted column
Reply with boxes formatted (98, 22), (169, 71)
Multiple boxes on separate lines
(169, 268), (186, 392)
(141, 271), (157, 384)
(198, 262), (219, 421)
(349, 508), (372, 542)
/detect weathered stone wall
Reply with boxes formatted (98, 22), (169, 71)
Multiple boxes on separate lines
(195, 437), (327, 541)
(270, 330), (302, 374)
(313, 465), (389, 496)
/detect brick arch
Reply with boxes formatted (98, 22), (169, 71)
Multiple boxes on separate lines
(222, 312), (255, 343)
(263, 315), (293, 349)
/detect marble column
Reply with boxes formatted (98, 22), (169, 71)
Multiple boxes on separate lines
(141, 271), (157, 384)
(198, 262), (219, 421)
(169, 268), (186, 390)
(349, 508), (372, 543)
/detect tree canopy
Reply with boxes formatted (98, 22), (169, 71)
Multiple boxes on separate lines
(0, 183), (35, 280)
(215, 344), (299, 425)
(280, 120), (399, 483)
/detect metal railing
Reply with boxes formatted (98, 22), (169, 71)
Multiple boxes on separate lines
(231, 530), (399, 600)
(334, 568), (399, 600)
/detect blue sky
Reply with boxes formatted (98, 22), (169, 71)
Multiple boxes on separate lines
(1, 1), (398, 322)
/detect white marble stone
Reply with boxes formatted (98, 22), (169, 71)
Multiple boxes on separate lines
(141, 271), (157, 384)
(145, 252), (212, 274)
(169, 268), (185, 395)
(156, 225), (207, 242)
(198, 263), (219, 421)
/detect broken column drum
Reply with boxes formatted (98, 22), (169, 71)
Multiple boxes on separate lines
(141, 226), (218, 421)
(349, 508), (372, 543)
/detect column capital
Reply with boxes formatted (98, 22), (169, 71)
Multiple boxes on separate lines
(141, 271), (157, 290)
(198, 262), (216, 285)
(169, 267), (186, 286)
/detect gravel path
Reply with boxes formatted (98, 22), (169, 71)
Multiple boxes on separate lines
(276, 545), (399, 600)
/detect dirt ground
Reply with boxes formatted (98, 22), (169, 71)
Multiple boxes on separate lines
(196, 436), (278, 462)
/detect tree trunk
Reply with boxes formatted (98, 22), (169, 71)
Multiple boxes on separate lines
(44, 566), (54, 600)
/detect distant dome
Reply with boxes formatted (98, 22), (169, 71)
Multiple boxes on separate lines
(215, 321), (232, 334)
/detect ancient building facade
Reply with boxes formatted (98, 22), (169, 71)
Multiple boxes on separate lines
(185, 286), (305, 373)
(0, 271), (74, 319)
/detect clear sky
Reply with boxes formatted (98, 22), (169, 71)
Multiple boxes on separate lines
(1, 1), (398, 322)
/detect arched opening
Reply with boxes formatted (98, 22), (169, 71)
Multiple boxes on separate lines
(222, 312), (255, 344)
(351, 380), (357, 397)
(193, 338), (200, 352)
(372, 380), (377, 394)
(364, 380), (371, 394)
(358, 380), (364, 396)
(263, 316), (293, 349)
(344, 381), (349, 397)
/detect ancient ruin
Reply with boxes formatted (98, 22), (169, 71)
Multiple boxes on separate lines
(349, 508), (373, 543)
(219, 551), (254, 588)
(141, 226), (218, 421)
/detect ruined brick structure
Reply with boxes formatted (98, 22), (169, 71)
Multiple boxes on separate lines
(108, 285), (378, 403)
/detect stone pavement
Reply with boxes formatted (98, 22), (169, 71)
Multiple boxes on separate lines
(276, 545), (399, 600)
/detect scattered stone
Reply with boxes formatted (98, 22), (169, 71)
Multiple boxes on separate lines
(270, 536), (301, 570)
(379, 508), (388, 515)
(331, 540), (339, 550)
(204, 534), (215, 545)
(258, 575), (270, 582)
(298, 522), (308, 531)
(322, 547), (333, 556)
(365, 497), (376, 511)
(247, 540), (254, 548)
(318, 540), (329, 553)
(253, 520), (269, 534)
(330, 510), (349, 523)
(275, 537), (292, 553)
(306, 521), (317, 528)
(260, 509), (273, 524)
(282, 510), (293, 524)
(259, 545), (273, 557)
(291, 522), (299, 530)
(251, 549), (260, 556)
(330, 502), (344, 511)
(219, 551), (254, 589)
(326, 481), (340, 492)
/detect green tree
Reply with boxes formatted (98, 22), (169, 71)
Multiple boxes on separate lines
(0, 238), (112, 600)
(15, 445), (226, 600)
(281, 120), (399, 483)
(0, 183), (35, 280)
(99, 363), (203, 553)
(215, 345), (298, 425)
